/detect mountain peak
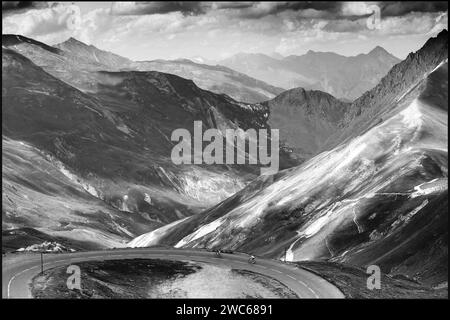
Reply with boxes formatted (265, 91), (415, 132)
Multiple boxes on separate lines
(437, 28), (448, 37)
(342, 27), (448, 128)
(59, 37), (89, 47)
(273, 86), (345, 105)
(365, 45), (400, 62)
(55, 37), (132, 67)
(431, 29), (448, 48)
(411, 28), (448, 58)
(369, 45), (388, 55)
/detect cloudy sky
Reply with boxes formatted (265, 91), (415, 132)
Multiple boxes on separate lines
(2, 1), (448, 61)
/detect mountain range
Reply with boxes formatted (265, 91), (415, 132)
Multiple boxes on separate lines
(2, 29), (448, 289)
(220, 48), (401, 101)
(130, 59), (284, 104)
(22, 36), (283, 104)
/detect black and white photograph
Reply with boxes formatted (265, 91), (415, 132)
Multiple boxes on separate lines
(1, 0), (448, 306)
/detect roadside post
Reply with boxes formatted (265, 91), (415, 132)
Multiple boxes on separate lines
(40, 251), (44, 275)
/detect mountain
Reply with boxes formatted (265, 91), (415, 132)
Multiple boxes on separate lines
(2, 34), (126, 93)
(8, 35), (284, 104)
(261, 88), (349, 159)
(3, 135), (157, 249)
(187, 56), (217, 65)
(2, 36), (297, 251)
(2, 48), (161, 249)
(329, 30), (448, 149)
(130, 58), (284, 103)
(129, 30), (448, 287)
(55, 37), (133, 68)
(220, 48), (401, 101)
(267, 52), (284, 60)
(220, 52), (313, 91)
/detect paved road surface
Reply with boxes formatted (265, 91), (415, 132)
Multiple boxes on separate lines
(2, 247), (344, 299)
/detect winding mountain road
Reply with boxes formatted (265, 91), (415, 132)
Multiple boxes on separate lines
(2, 248), (344, 299)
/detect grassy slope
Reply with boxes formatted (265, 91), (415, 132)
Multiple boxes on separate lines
(31, 259), (199, 298)
(297, 261), (447, 299)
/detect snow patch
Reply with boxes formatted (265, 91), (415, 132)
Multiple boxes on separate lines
(175, 218), (223, 248)
(128, 217), (189, 247)
(410, 178), (447, 198)
(400, 99), (423, 130)
(17, 241), (75, 253)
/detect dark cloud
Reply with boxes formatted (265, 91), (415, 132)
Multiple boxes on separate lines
(2, 1), (48, 14)
(270, 1), (342, 14)
(109, 2), (447, 20)
(110, 1), (208, 16)
(3, 1), (448, 20)
(227, 2), (448, 20)
(231, 2), (342, 19)
(212, 2), (255, 10)
(322, 2), (448, 34)
(109, 1), (345, 19)
(113, 1), (342, 18)
(216, 1), (342, 17)
(380, 1), (448, 17)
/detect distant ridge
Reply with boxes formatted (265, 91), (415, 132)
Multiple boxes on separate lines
(220, 47), (401, 100)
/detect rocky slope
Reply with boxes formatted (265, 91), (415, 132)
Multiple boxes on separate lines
(3, 136), (158, 249)
(129, 30), (448, 287)
(328, 30), (448, 149)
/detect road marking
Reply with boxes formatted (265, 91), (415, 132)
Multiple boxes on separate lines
(270, 268), (283, 274)
(81, 256), (104, 260)
(297, 280), (319, 298)
(287, 275), (296, 280)
(7, 266), (39, 298)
